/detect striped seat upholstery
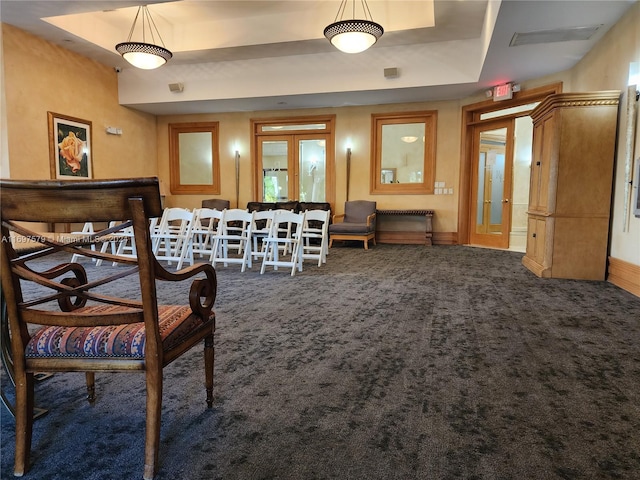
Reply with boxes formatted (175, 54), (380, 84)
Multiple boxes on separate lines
(26, 305), (213, 359)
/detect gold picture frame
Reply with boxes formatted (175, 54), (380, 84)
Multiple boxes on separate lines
(48, 112), (93, 179)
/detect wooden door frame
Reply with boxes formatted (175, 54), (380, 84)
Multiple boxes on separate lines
(469, 119), (513, 248)
(250, 115), (336, 209)
(457, 83), (563, 245)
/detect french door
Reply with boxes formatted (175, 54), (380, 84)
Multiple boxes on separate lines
(252, 116), (335, 205)
(469, 119), (514, 248)
(257, 133), (330, 203)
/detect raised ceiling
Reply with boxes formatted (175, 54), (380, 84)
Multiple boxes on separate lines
(1, 0), (636, 115)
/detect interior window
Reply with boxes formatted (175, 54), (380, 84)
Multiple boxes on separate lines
(169, 122), (220, 194)
(370, 111), (437, 195)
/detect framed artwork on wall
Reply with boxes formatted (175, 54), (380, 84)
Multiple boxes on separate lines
(48, 112), (92, 179)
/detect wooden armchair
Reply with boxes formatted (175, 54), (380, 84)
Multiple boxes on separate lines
(0, 178), (217, 480)
(328, 200), (377, 250)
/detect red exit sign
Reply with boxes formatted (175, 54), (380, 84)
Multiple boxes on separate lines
(493, 83), (513, 101)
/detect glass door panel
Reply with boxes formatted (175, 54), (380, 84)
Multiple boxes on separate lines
(470, 121), (513, 248)
(298, 136), (327, 202)
(257, 134), (328, 202)
(253, 116), (335, 207)
(260, 139), (290, 202)
(489, 149), (505, 231)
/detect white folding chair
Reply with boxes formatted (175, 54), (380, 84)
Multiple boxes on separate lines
(274, 208), (295, 255)
(192, 208), (224, 259)
(260, 210), (306, 276)
(301, 209), (330, 266)
(152, 207), (195, 270)
(95, 220), (137, 266)
(70, 222), (96, 263)
(251, 209), (275, 261)
(211, 209), (254, 272)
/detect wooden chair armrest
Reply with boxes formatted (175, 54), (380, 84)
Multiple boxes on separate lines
(153, 260), (217, 317)
(366, 212), (376, 226)
(189, 267), (217, 317)
(332, 213), (345, 223)
(153, 259), (215, 283)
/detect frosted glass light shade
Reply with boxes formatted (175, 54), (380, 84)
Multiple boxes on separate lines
(324, 20), (383, 54)
(116, 42), (172, 70)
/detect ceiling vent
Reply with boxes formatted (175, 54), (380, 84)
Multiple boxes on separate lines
(509, 25), (602, 47)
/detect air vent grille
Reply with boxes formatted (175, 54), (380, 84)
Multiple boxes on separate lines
(510, 25), (602, 47)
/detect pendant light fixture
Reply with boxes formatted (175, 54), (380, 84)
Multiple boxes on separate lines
(324, 0), (383, 54)
(115, 5), (172, 70)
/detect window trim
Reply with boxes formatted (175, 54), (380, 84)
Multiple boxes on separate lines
(370, 111), (437, 195)
(169, 122), (220, 195)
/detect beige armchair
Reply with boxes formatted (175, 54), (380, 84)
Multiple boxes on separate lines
(328, 200), (377, 250)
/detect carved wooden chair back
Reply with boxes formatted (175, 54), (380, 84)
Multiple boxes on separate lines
(0, 178), (217, 480)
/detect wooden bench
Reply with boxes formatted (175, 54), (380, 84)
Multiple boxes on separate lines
(375, 209), (434, 246)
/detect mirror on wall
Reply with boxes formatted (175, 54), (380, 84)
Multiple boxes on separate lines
(370, 111), (437, 194)
(169, 122), (220, 194)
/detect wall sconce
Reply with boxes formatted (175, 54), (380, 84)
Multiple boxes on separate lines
(235, 150), (240, 208)
(346, 147), (352, 201)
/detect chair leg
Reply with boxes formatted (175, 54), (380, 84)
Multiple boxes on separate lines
(143, 369), (163, 480)
(204, 334), (214, 408)
(14, 372), (34, 477)
(85, 372), (96, 404)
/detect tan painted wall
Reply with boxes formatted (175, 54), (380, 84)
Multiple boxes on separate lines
(1, 24), (157, 181)
(157, 100), (462, 233)
(2, 2), (638, 262)
(569, 3), (640, 265)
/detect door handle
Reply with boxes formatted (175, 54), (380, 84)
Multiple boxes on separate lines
(502, 199), (510, 203)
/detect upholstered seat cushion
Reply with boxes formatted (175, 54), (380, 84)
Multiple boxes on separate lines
(328, 222), (374, 234)
(26, 305), (213, 359)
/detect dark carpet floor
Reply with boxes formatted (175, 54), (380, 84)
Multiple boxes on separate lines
(2, 244), (640, 480)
